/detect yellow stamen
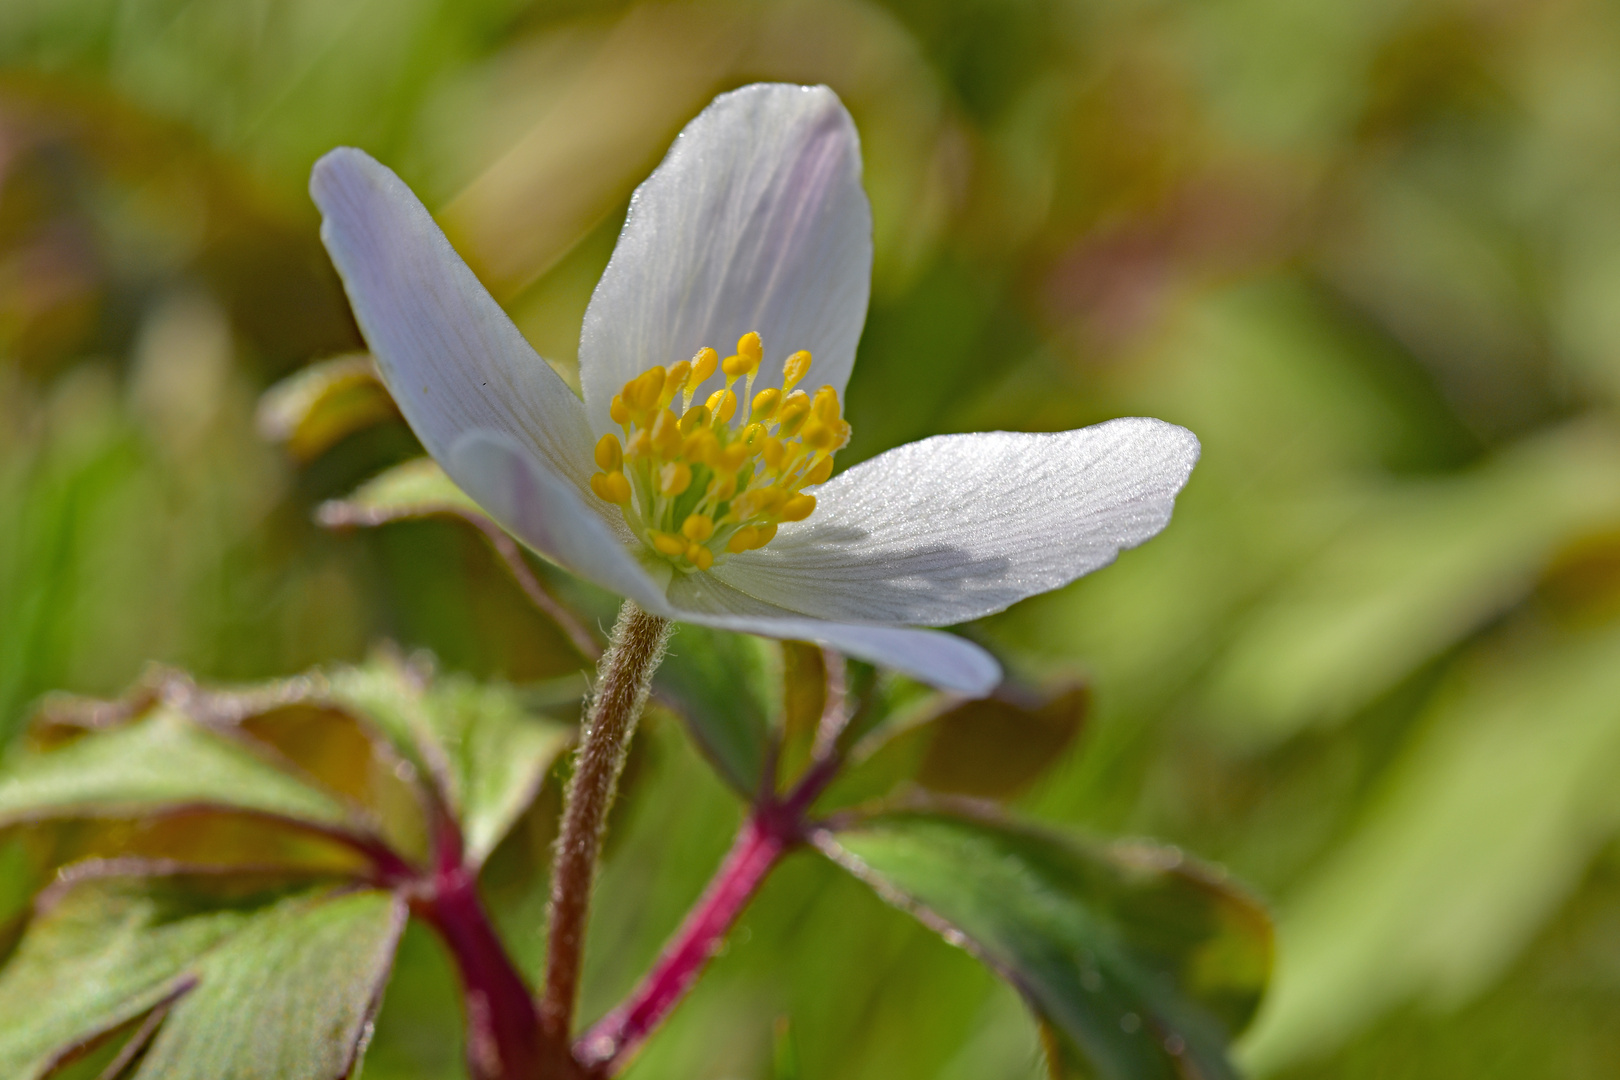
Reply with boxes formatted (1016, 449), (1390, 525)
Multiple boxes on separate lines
(651, 532), (686, 557)
(751, 388), (780, 421)
(679, 405), (710, 434)
(706, 388), (738, 423)
(777, 392), (811, 437)
(782, 350), (812, 392)
(682, 513), (715, 542)
(589, 332), (846, 571)
(625, 367), (665, 412)
(590, 471), (632, 504)
(658, 461), (693, 497)
(651, 410), (682, 458)
(663, 360), (692, 403)
(782, 494), (816, 522)
(683, 428), (719, 463)
(812, 385), (841, 424)
(686, 347), (718, 407)
(708, 472), (738, 500)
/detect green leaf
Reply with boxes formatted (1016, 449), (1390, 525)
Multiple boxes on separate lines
(131, 887), (406, 1080)
(774, 642), (828, 789)
(0, 874), (258, 1079)
(656, 623), (781, 797)
(323, 655), (573, 864)
(420, 675), (574, 865)
(823, 809), (1271, 1080)
(914, 685), (1089, 801)
(0, 873), (405, 1080)
(821, 683), (1088, 810)
(256, 353), (400, 462)
(0, 709), (363, 836)
(315, 456), (484, 528)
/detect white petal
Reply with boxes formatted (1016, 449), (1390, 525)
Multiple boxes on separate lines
(311, 148), (595, 491)
(712, 418), (1201, 626)
(690, 614), (998, 696)
(446, 433), (998, 692)
(662, 571), (1000, 695)
(579, 84), (872, 435)
(449, 430), (668, 611)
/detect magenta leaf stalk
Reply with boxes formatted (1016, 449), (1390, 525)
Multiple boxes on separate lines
(575, 753), (845, 1074)
(574, 808), (795, 1074)
(416, 816), (554, 1080)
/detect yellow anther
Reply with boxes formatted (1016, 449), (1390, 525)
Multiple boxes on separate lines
(590, 471), (632, 505)
(682, 513), (715, 542)
(663, 360), (692, 402)
(812, 386), (841, 424)
(751, 387), (780, 421)
(658, 461), (693, 497)
(679, 405), (711, 434)
(735, 487), (786, 520)
(596, 343), (844, 569)
(706, 388), (738, 423)
(708, 472), (738, 500)
(782, 350), (812, 392)
(782, 494), (817, 522)
(777, 391), (811, 436)
(651, 410), (682, 457)
(688, 347), (719, 399)
(801, 420), (839, 452)
(650, 532), (686, 557)
(722, 352), (757, 379)
(683, 428), (719, 464)
(626, 367), (666, 411)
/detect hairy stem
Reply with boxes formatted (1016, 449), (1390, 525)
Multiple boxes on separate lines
(540, 601), (671, 1045)
(575, 808), (797, 1074)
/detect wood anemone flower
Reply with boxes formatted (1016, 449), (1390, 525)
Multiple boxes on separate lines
(310, 83), (1200, 696)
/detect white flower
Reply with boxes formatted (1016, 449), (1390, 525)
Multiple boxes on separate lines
(310, 83), (1198, 696)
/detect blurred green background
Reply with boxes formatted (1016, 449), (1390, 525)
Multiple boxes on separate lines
(5, 0), (1620, 1077)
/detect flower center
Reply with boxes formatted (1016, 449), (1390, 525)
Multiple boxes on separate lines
(589, 332), (850, 572)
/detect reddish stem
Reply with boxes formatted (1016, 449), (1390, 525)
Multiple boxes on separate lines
(421, 869), (546, 1080)
(575, 807), (797, 1074)
(416, 817), (566, 1079)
